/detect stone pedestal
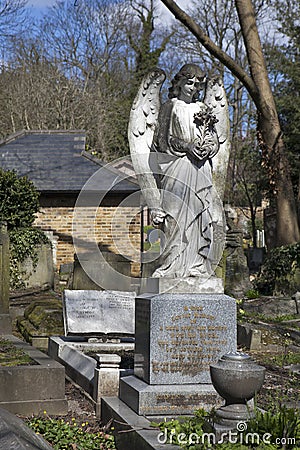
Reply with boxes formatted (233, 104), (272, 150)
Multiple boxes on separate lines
(140, 276), (224, 295)
(120, 293), (237, 416)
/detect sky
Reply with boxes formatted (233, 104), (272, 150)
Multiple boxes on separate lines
(26, 0), (191, 22)
(27, 0), (56, 17)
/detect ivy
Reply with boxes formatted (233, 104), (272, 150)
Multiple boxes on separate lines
(0, 169), (40, 229)
(9, 227), (50, 290)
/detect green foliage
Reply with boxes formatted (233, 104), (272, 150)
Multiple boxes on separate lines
(27, 415), (116, 449)
(9, 227), (50, 289)
(153, 406), (300, 449)
(0, 169), (39, 229)
(236, 299), (246, 322)
(264, 350), (300, 368)
(245, 289), (260, 299)
(247, 406), (300, 449)
(254, 243), (300, 295)
(152, 408), (212, 449)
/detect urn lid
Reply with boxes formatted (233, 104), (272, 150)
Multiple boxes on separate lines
(222, 351), (251, 362)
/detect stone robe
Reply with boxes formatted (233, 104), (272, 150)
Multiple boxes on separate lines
(152, 98), (219, 278)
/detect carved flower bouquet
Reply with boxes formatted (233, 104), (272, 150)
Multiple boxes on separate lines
(193, 106), (219, 160)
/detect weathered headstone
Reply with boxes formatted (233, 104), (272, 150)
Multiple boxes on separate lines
(135, 294), (235, 384)
(63, 290), (135, 336)
(0, 222), (11, 334)
(120, 293), (236, 415)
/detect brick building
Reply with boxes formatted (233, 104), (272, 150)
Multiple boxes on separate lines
(0, 130), (141, 276)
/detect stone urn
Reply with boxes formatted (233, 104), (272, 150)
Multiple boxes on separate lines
(210, 352), (265, 425)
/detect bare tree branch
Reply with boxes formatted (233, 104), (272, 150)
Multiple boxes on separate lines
(160, 0), (259, 99)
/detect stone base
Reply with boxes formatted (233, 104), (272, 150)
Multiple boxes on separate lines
(214, 404), (255, 427)
(0, 335), (68, 416)
(101, 396), (181, 450)
(140, 276), (224, 294)
(120, 375), (222, 416)
(0, 399), (68, 417)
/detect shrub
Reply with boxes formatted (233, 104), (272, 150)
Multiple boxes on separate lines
(0, 169), (39, 229)
(254, 243), (300, 295)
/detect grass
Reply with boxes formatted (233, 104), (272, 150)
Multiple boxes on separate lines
(0, 337), (36, 367)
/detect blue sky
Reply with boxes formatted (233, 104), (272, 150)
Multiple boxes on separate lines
(26, 0), (190, 22)
(27, 0), (56, 17)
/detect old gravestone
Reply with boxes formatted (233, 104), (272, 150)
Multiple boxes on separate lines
(63, 289), (135, 336)
(120, 293), (236, 415)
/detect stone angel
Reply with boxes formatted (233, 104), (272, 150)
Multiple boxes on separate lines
(128, 64), (230, 279)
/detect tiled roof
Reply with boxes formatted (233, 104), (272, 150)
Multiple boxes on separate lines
(0, 130), (139, 194)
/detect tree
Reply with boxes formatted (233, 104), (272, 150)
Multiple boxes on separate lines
(267, 0), (300, 223)
(2, 0), (131, 159)
(232, 136), (268, 247)
(160, 0), (300, 246)
(126, 0), (173, 89)
(0, 0), (27, 42)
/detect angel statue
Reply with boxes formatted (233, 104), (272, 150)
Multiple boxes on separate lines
(128, 64), (230, 279)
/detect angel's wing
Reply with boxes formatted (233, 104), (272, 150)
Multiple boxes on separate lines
(128, 68), (166, 210)
(204, 77), (230, 202)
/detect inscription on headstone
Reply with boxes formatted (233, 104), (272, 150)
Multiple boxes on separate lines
(63, 290), (135, 336)
(134, 293), (236, 384)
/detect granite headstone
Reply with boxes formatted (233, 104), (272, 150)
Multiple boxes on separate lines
(119, 292), (237, 415)
(134, 293), (236, 384)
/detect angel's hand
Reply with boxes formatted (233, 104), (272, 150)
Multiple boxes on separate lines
(187, 140), (208, 160)
(150, 208), (166, 228)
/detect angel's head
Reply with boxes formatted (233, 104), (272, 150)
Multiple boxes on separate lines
(169, 64), (206, 103)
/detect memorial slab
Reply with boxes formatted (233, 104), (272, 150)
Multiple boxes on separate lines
(134, 293), (236, 384)
(119, 293), (236, 415)
(63, 290), (135, 336)
(120, 375), (222, 416)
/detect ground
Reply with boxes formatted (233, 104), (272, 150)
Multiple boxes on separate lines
(58, 348), (300, 430)
(251, 349), (300, 411)
(59, 379), (102, 433)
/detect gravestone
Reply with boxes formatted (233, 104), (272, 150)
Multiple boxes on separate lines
(120, 293), (236, 415)
(0, 222), (11, 334)
(102, 64), (236, 448)
(63, 289), (135, 336)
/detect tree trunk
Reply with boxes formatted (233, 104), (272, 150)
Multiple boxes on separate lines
(235, 0), (300, 245)
(160, 0), (300, 245)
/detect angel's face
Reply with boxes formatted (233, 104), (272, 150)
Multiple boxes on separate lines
(178, 76), (203, 103)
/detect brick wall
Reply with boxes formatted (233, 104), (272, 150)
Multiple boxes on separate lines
(34, 205), (141, 276)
